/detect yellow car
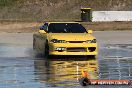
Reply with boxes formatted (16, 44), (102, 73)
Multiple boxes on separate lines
(33, 22), (98, 57)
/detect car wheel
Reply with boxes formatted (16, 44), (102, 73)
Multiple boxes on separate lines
(44, 41), (49, 58)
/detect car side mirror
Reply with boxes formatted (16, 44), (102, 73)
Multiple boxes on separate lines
(39, 26), (48, 33)
(39, 30), (46, 33)
(88, 30), (93, 34)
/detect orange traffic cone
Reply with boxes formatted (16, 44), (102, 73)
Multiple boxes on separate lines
(79, 69), (91, 86)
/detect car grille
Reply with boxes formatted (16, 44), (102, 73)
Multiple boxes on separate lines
(67, 48), (87, 52)
(68, 41), (84, 43)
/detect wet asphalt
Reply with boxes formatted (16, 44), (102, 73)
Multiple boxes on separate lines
(0, 32), (131, 88)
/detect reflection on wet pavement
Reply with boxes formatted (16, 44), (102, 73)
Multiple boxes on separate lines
(34, 58), (98, 87)
(0, 43), (131, 88)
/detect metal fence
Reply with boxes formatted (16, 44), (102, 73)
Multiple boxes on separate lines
(92, 11), (132, 22)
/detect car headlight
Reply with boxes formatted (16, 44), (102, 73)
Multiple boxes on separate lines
(86, 39), (96, 43)
(51, 39), (66, 43)
(55, 47), (66, 51)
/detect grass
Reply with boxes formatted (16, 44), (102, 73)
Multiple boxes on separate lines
(0, 0), (132, 21)
(0, 0), (18, 7)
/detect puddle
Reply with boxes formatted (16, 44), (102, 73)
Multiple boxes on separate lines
(0, 43), (131, 88)
(100, 44), (132, 59)
(0, 44), (33, 57)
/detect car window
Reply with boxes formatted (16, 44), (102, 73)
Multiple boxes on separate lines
(48, 23), (87, 33)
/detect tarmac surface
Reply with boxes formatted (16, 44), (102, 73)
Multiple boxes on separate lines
(0, 31), (131, 88)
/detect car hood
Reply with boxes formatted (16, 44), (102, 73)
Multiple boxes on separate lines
(47, 33), (96, 41)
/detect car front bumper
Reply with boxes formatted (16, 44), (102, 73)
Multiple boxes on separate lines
(48, 43), (98, 55)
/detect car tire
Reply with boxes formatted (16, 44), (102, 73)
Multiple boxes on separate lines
(44, 41), (49, 58)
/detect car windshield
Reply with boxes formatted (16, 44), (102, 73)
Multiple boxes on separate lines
(48, 23), (87, 33)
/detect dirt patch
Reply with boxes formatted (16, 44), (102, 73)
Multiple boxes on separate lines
(82, 21), (132, 31)
(0, 21), (42, 33)
(0, 21), (132, 33)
